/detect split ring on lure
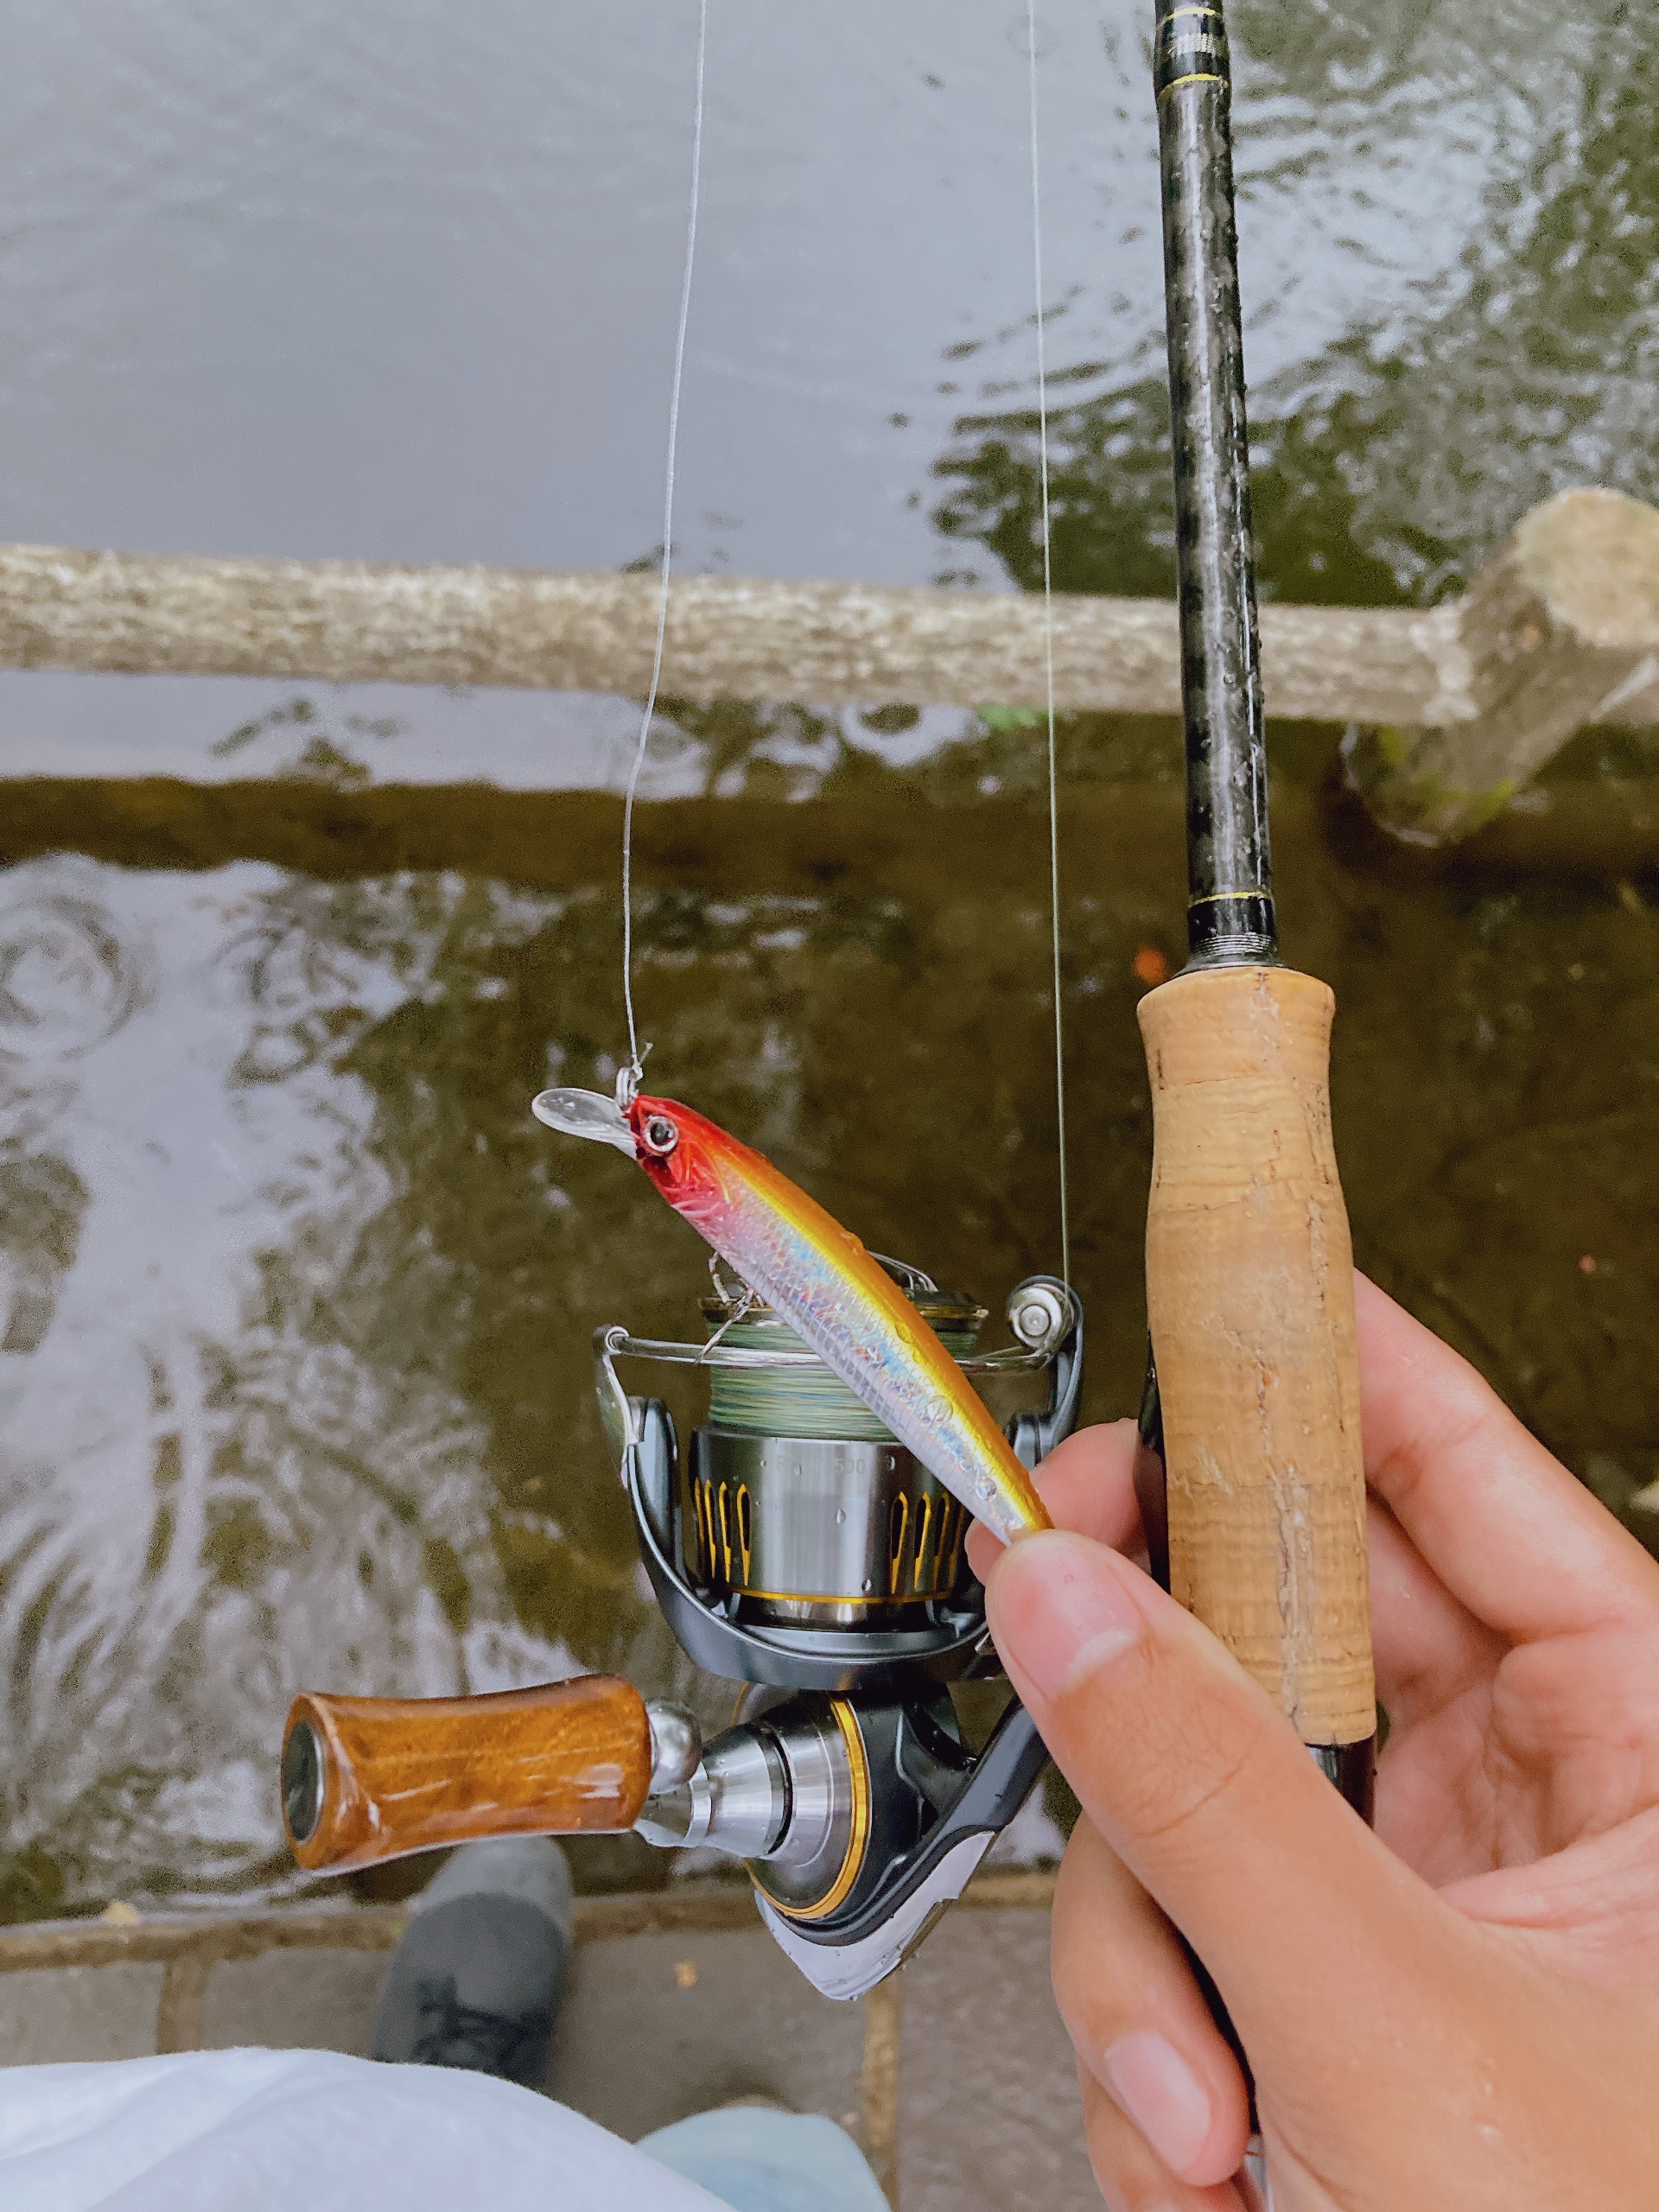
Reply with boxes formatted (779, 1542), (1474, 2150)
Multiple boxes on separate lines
(531, 1085), (1051, 1547)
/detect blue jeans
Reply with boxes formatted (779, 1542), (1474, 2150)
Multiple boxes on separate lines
(638, 2107), (889, 2212)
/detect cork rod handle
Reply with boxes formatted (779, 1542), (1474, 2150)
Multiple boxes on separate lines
(281, 1675), (653, 1873)
(1138, 965), (1375, 1746)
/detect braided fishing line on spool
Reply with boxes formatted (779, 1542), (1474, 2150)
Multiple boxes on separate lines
(700, 1262), (989, 1441)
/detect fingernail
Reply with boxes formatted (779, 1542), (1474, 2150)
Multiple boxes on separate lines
(988, 1530), (1144, 1704)
(1100, 2031), (1212, 2179)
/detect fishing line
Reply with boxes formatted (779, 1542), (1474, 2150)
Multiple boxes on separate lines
(1026, 0), (1071, 1287)
(620, 0), (709, 1103)
(621, 1), (1071, 1303)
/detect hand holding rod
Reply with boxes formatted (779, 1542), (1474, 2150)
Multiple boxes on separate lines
(1142, 0), (1376, 1798)
(281, 1676), (653, 1872)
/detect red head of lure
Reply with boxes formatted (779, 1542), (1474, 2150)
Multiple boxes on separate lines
(531, 1084), (1049, 1545)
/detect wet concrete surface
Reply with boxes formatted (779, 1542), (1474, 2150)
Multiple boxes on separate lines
(896, 1906), (1096, 2212)
(549, 1923), (867, 2141)
(199, 1947), (391, 2061)
(0, 1896), (1095, 2210)
(0, 1962), (168, 2068)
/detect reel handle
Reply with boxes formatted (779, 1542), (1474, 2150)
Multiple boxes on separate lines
(281, 1676), (652, 1872)
(1139, 965), (1375, 1751)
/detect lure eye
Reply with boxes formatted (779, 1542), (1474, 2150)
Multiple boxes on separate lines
(639, 1114), (679, 1158)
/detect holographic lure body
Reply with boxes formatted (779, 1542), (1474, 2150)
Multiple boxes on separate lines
(532, 1086), (1049, 1545)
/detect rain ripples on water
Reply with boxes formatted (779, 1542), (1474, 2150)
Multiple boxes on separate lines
(0, 867), (609, 1907)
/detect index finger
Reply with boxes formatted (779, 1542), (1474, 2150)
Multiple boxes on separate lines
(1355, 1273), (1659, 1643)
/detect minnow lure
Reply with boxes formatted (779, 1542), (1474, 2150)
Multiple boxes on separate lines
(532, 1086), (1050, 1546)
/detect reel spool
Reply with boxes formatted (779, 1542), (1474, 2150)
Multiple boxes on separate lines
(280, 1262), (1083, 1999)
(690, 1267), (986, 1631)
(601, 1258), (1080, 1694)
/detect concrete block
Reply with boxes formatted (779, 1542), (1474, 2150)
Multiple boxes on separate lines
(0, 1963), (164, 2065)
(550, 1924), (864, 2142)
(898, 1907), (1096, 2212)
(201, 1949), (391, 2056)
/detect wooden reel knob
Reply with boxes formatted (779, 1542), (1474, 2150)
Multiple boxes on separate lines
(281, 1675), (653, 1873)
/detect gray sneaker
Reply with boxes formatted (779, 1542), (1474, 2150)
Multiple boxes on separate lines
(370, 1837), (575, 2090)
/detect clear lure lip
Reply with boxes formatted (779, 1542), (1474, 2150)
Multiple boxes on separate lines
(531, 1086), (637, 1156)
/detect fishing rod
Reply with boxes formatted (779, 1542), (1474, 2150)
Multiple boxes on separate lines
(1134, 0), (1376, 2153)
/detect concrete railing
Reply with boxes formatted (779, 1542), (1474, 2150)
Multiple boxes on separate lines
(1341, 490), (1659, 842)
(3, 488), (1655, 845)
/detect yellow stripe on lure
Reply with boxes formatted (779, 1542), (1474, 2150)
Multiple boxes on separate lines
(532, 1085), (1050, 1546)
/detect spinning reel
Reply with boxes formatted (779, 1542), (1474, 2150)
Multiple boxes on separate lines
(281, 1261), (1082, 1999)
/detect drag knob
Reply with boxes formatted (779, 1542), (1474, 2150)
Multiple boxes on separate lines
(281, 1676), (652, 1873)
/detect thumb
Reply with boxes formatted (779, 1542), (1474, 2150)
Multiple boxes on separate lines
(986, 1529), (1432, 2050)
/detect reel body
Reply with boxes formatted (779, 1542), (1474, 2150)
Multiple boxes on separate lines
(280, 1263), (1082, 2001)
(602, 1265), (1082, 1996)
